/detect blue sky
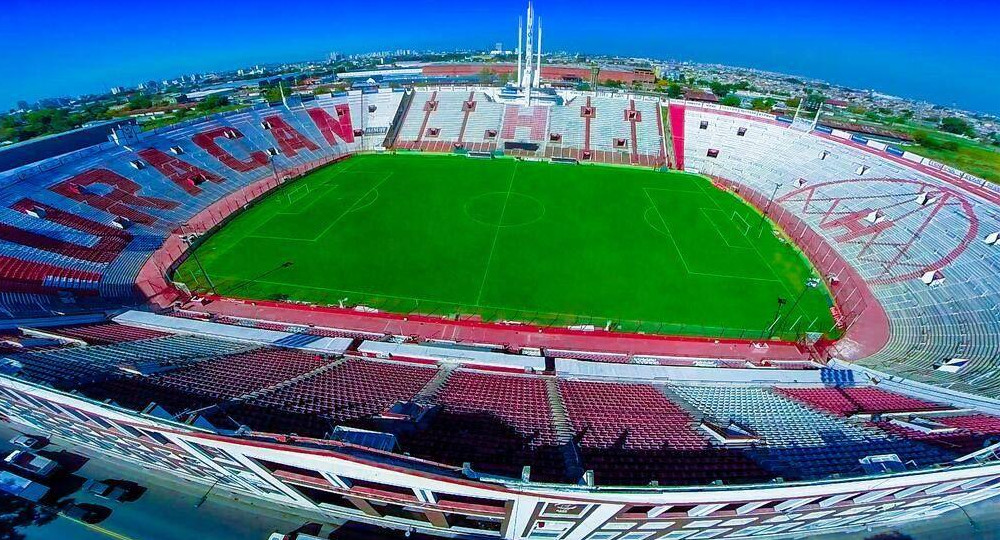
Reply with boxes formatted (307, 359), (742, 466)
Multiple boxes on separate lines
(2, 0), (998, 114)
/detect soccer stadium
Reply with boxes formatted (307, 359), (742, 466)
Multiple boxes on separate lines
(2, 5), (1000, 539)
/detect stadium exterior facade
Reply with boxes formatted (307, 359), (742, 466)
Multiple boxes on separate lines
(2, 78), (1000, 539)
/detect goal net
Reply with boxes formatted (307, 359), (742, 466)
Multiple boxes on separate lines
(286, 184), (311, 205)
(731, 211), (752, 237)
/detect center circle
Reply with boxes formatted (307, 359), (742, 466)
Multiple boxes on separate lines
(466, 191), (546, 227)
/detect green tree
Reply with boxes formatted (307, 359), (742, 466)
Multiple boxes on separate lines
(1, 492), (58, 540)
(805, 92), (827, 109)
(720, 95), (742, 107)
(940, 117), (974, 136)
(263, 83), (291, 104)
(478, 67), (495, 85)
(196, 94), (230, 112)
(913, 130), (959, 151)
(751, 98), (776, 112)
(666, 83), (683, 98)
(709, 80), (731, 98)
(128, 95), (153, 110)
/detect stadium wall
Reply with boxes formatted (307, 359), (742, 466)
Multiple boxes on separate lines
(2, 374), (1000, 539)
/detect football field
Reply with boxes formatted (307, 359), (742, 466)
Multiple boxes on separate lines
(176, 154), (837, 339)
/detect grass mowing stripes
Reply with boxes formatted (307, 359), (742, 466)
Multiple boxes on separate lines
(177, 154), (837, 340)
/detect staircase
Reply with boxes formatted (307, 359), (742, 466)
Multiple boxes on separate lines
(234, 357), (345, 402)
(546, 378), (574, 443)
(382, 90), (415, 149)
(660, 384), (708, 425)
(414, 363), (454, 401)
(456, 91), (476, 146)
(546, 378), (585, 482)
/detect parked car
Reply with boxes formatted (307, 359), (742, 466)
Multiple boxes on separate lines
(61, 502), (111, 524)
(9, 434), (47, 450)
(268, 534), (326, 540)
(82, 479), (128, 502)
(3, 450), (59, 477)
(0, 470), (49, 502)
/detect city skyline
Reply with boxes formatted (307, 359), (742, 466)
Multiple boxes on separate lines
(1, 0), (998, 115)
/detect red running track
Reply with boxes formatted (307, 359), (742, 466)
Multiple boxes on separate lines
(181, 295), (814, 362)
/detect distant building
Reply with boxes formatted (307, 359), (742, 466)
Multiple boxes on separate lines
(183, 88), (235, 102)
(36, 97), (71, 108)
(684, 89), (719, 103)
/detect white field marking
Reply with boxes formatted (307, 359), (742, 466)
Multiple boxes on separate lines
(274, 158), (363, 216)
(474, 161), (518, 307)
(245, 172), (393, 242)
(642, 188), (782, 284)
(310, 172), (394, 241)
(642, 187), (693, 275)
(349, 187), (381, 214)
(694, 179), (814, 330)
(239, 275), (720, 329)
(699, 207), (755, 249)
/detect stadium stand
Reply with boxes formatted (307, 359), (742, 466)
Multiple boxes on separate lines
(226, 357), (438, 438)
(775, 386), (950, 416)
(48, 322), (172, 344)
(677, 102), (1000, 397)
(392, 89), (665, 164)
(2, 89), (1000, 539)
(671, 385), (959, 480)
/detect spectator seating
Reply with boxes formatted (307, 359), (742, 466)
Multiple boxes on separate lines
(671, 385), (957, 480)
(49, 322), (172, 345)
(558, 380), (770, 486)
(560, 380), (705, 450)
(150, 348), (330, 400)
(228, 358), (438, 438)
(397, 369), (569, 482)
(679, 104), (1000, 397)
(0, 91), (398, 318)
(8, 334), (257, 388)
(7, 317), (993, 487)
(775, 387), (948, 416)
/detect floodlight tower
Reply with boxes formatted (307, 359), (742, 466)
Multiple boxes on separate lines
(516, 16), (523, 88)
(535, 19), (543, 89)
(522, 2), (536, 92)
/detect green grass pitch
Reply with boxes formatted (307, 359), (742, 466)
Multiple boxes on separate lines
(176, 154), (837, 340)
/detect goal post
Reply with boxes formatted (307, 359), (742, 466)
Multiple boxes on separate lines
(286, 183), (311, 205)
(731, 211), (752, 237)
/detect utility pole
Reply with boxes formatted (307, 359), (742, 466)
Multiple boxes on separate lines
(772, 278), (820, 338)
(757, 182), (782, 237)
(190, 250), (218, 295)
